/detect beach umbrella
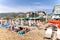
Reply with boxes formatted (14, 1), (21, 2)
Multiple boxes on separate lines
(36, 16), (43, 19)
(24, 17), (30, 20)
(29, 17), (36, 20)
(29, 17), (33, 20)
(48, 20), (60, 24)
(48, 20), (60, 29)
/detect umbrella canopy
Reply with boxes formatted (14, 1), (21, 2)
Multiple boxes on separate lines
(48, 20), (60, 24)
(48, 20), (60, 29)
(19, 16), (43, 20)
(24, 17), (30, 20)
(36, 16), (43, 19)
(29, 17), (36, 20)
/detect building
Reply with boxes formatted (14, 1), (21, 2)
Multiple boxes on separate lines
(23, 11), (46, 18)
(52, 4), (60, 19)
(36, 11), (46, 16)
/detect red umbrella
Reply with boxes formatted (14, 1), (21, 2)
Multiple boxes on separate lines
(48, 20), (57, 24)
(48, 20), (60, 29)
(58, 23), (60, 29)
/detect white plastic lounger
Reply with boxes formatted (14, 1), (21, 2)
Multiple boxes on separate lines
(57, 29), (60, 40)
(44, 28), (52, 38)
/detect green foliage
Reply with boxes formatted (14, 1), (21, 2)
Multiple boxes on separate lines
(18, 16), (26, 18)
(12, 14), (17, 19)
(5, 16), (10, 20)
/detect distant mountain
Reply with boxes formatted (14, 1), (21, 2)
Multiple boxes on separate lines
(0, 12), (24, 17)
(47, 13), (53, 16)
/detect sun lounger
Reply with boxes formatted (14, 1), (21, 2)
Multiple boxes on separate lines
(44, 28), (52, 38)
(57, 29), (60, 40)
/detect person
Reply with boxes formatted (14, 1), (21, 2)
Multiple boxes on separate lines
(14, 26), (20, 32)
(7, 19), (15, 31)
(18, 27), (30, 35)
(2, 20), (10, 28)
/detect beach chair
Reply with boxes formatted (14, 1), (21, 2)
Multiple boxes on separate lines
(44, 28), (53, 38)
(57, 29), (60, 40)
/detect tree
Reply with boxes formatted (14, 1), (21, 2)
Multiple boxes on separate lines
(5, 16), (10, 20)
(12, 14), (18, 19)
(18, 16), (25, 18)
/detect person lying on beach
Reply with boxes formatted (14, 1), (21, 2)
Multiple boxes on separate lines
(15, 26), (30, 32)
(14, 26), (22, 32)
(17, 27), (30, 35)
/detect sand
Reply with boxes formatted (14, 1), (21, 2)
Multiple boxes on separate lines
(0, 26), (49, 40)
(21, 29), (45, 40)
(0, 28), (22, 40)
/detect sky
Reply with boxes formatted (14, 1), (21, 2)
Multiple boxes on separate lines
(0, 0), (60, 13)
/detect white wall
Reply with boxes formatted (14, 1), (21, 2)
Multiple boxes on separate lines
(54, 5), (60, 14)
